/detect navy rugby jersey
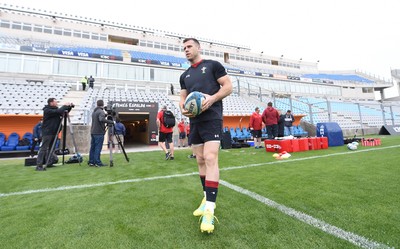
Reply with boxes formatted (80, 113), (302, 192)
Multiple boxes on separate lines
(179, 60), (227, 123)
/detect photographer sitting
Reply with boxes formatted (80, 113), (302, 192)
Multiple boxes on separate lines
(88, 100), (114, 167)
(36, 98), (72, 171)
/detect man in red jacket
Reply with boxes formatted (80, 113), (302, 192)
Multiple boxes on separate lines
(262, 102), (279, 139)
(177, 118), (186, 147)
(156, 105), (175, 160)
(249, 107), (263, 148)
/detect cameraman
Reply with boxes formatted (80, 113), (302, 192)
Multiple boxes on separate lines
(36, 98), (72, 171)
(88, 100), (114, 167)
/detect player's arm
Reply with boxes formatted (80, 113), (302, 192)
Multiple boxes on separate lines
(179, 89), (188, 111)
(202, 75), (233, 111)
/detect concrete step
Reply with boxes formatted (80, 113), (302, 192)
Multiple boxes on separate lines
(61, 90), (87, 117)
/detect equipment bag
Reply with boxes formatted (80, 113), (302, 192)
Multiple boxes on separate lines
(163, 110), (176, 128)
(66, 153), (83, 164)
(18, 138), (30, 146)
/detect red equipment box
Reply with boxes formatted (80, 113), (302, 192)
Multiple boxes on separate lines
(264, 140), (293, 153)
(291, 139), (300, 152)
(298, 138), (309, 151)
(320, 137), (328, 149)
(308, 137), (320, 150)
(361, 138), (381, 146)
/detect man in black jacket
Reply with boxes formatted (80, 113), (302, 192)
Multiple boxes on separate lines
(88, 100), (114, 167)
(36, 98), (72, 171)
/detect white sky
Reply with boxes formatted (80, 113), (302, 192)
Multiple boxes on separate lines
(2, 0), (400, 92)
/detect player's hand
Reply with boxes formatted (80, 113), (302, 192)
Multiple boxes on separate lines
(250, 127), (254, 130)
(181, 108), (196, 118)
(201, 94), (214, 112)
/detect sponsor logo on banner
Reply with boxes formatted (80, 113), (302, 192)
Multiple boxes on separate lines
(77, 52), (89, 57)
(266, 144), (281, 150)
(60, 50), (74, 56)
(1, 43), (20, 50)
(32, 47), (48, 53)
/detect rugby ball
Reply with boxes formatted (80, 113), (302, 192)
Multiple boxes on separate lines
(347, 143), (357, 150)
(184, 91), (205, 116)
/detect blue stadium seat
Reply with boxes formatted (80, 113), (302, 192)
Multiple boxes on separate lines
(261, 127), (268, 138)
(229, 127), (237, 139)
(235, 127), (246, 140)
(0, 132), (5, 148)
(242, 127), (251, 139)
(1, 132), (19, 151)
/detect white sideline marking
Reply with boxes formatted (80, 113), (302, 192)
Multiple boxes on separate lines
(0, 172), (197, 197)
(220, 180), (393, 249)
(1, 144), (399, 198)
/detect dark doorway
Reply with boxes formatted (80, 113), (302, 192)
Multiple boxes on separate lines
(118, 113), (150, 146)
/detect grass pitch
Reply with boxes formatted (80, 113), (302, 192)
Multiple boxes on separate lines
(1, 136), (399, 249)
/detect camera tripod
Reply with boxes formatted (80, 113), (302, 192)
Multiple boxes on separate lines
(45, 110), (81, 167)
(105, 116), (130, 167)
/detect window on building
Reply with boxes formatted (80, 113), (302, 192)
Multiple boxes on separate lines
(11, 22), (22, 30)
(63, 29), (72, 36)
(82, 32), (90, 39)
(33, 25), (43, 32)
(43, 26), (52, 34)
(73, 30), (81, 38)
(54, 28), (63, 35)
(0, 20), (10, 28)
(22, 23), (32, 31)
(99, 34), (107, 41)
(91, 33), (99, 40)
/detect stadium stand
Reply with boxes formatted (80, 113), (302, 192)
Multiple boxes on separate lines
(302, 73), (374, 83)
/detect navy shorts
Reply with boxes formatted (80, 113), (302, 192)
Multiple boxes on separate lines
(252, 130), (262, 138)
(179, 132), (186, 139)
(159, 132), (172, 143)
(190, 120), (222, 145)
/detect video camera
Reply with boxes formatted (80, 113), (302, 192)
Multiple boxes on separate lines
(66, 103), (75, 112)
(104, 102), (116, 117)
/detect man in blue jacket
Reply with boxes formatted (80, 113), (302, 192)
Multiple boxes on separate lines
(113, 118), (126, 153)
(30, 118), (42, 157)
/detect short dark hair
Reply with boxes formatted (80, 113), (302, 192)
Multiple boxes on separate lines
(183, 38), (200, 46)
(97, 99), (104, 107)
(267, 102), (273, 107)
(287, 110), (291, 113)
(47, 98), (56, 105)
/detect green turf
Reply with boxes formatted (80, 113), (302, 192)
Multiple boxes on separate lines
(0, 135), (399, 248)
